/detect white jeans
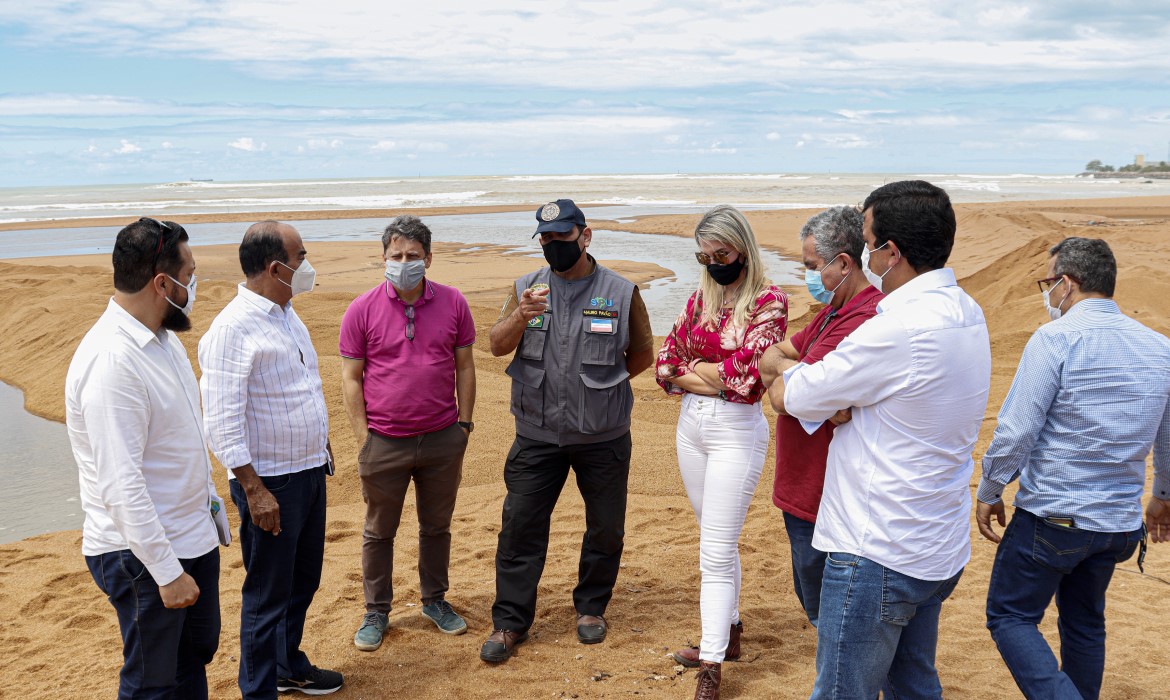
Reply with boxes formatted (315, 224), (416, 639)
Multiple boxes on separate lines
(676, 392), (769, 662)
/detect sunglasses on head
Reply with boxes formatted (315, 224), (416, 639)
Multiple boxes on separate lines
(139, 217), (173, 272)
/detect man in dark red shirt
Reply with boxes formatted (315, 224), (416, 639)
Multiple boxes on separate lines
(760, 205), (882, 628)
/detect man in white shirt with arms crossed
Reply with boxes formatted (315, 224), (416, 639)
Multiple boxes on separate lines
(67, 217), (222, 699)
(770, 181), (992, 699)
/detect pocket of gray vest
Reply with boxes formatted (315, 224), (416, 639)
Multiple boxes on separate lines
(519, 328), (547, 361)
(506, 362), (546, 427)
(581, 331), (617, 365)
(579, 366), (632, 434)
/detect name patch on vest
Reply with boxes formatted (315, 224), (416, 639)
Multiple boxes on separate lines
(582, 309), (619, 319)
(588, 318), (615, 334)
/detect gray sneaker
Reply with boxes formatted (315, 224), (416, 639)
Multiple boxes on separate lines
(421, 599), (468, 635)
(354, 611), (389, 651)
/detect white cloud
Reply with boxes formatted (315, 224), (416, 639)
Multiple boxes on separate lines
(228, 137), (264, 151)
(796, 133), (881, 149)
(2, 2), (1167, 90)
(2, 3), (1168, 183)
(700, 142), (737, 155)
(1020, 125), (1099, 142)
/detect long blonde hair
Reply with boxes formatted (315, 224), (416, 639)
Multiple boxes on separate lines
(694, 205), (769, 330)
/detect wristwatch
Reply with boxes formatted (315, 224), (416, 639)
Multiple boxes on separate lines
(458, 421), (474, 433)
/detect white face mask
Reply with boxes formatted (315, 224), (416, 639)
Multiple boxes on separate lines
(165, 274), (197, 316)
(861, 241), (892, 293)
(1042, 277), (1070, 321)
(278, 258), (316, 296)
(385, 259), (426, 291)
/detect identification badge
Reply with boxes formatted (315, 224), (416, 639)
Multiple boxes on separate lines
(589, 318), (614, 334)
(582, 309), (619, 319)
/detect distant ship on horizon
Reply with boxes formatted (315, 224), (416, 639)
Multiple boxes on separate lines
(189, 178), (213, 182)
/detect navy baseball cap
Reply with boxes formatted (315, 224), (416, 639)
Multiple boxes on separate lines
(532, 199), (587, 237)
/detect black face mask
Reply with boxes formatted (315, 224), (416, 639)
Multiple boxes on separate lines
(543, 238), (584, 272)
(706, 257), (745, 286)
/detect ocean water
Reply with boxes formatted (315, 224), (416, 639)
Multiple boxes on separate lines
(1, 172), (1167, 225)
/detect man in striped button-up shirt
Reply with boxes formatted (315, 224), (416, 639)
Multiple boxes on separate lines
(977, 237), (1170, 700)
(199, 221), (342, 698)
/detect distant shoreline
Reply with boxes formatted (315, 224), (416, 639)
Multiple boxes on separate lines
(1081, 172), (1170, 180)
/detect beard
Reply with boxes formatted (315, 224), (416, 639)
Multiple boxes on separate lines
(160, 303), (192, 332)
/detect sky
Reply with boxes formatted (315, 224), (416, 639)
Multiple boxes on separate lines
(1, 1), (1168, 187)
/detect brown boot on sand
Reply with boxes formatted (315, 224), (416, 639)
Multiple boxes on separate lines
(694, 661), (721, 700)
(672, 621), (743, 667)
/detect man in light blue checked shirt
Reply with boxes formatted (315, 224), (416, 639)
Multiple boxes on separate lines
(976, 237), (1170, 700)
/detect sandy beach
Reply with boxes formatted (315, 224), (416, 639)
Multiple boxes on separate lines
(1, 197), (1168, 699)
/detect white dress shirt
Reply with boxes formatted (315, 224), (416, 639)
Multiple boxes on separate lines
(783, 268), (991, 581)
(198, 285), (328, 477)
(66, 299), (220, 586)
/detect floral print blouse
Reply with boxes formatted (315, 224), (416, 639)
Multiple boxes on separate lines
(656, 285), (789, 404)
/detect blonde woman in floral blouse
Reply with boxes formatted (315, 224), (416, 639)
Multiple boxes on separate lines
(656, 205), (788, 699)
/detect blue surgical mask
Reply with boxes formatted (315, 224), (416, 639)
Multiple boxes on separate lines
(804, 254), (849, 305)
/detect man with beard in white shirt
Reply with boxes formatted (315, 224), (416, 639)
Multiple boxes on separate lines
(769, 181), (992, 699)
(67, 217), (223, 699)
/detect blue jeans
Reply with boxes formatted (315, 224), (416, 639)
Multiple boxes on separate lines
(783, 511), (826, 628)
(985, 508), (1142, 700)
(230, 466), (327, 700)
(86, 548), (221, 699)
(811, 553), (962, 700)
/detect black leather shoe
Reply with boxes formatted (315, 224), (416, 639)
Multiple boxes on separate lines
(576, 614), (607, 644)
(479, 629), (528, 663)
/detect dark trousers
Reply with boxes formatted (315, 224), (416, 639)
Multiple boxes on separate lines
(783, 510), (826, 628)
(491, 431), (632, 633)
(85, 548), (220, 700)
(359, 422), (468, 612)
(230, 466), (326, 700)
(986, 508), (1142, 700)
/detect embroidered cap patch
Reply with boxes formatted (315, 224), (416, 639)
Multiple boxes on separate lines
(540, 202), (561, 221)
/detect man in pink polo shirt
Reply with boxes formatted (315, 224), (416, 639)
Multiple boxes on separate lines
(340, 215), (477, 652)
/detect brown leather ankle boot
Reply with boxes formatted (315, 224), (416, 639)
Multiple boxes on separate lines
(727, 621), (742, 660)
(694, 661), (721, 700)
(673, 621), (744, 667)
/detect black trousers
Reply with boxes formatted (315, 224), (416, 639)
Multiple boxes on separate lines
(491, 431), (632, 633)
(230, 466), (327, 699)
(86, 548), (220, 700)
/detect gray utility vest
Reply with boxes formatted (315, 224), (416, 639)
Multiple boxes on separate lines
(505, 261), (635, 446)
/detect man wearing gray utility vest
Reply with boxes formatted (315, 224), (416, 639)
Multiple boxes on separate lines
(479, 199), (656, 663)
